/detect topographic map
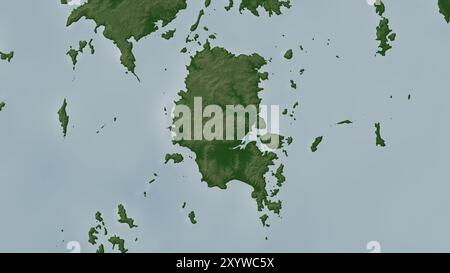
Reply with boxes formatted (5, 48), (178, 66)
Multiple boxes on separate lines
(1, 0), (450, 253)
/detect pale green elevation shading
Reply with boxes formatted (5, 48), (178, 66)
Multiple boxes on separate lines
(108, 235), (128, 253)
(88, 39), (95, 54)
(162, 29), (176, 40)
(290, 79), (297, 89)
(117, 204), (138, 229)
(164, 153), (184, 164)
(239, 0), (291, 16)
(88, 227), (99, 245)
(311, 136), (323, 152)
(66, 48), (79, 69)
(374, 1), (396, 56)
(66, 40), (94, 70)
(375, 122), (386, 147)
(286, 136), (293, 145)
(188, 211), (197, 224)
(260, 214), (269, 227)
(225, 0), (234, 11)
(190, 9), (205, 32)
(439, 0), (450, 22)
(284, 49), (293, 60)
(272, 164), (285, 187)
(0, 51), (14, 62)
(87, 210), (137, 253)
(66, 0), (188, 78)
(172, 42), (283, 223)
(57, 99), (69, 138)
(88, 211), (107, 247)
(337, 120), (352, 125)
(96, 244), (105, 253)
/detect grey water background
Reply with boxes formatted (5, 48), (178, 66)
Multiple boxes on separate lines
(0, 0), (450, 252)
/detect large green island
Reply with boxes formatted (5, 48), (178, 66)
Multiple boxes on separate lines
(172, 42), (283, 222)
